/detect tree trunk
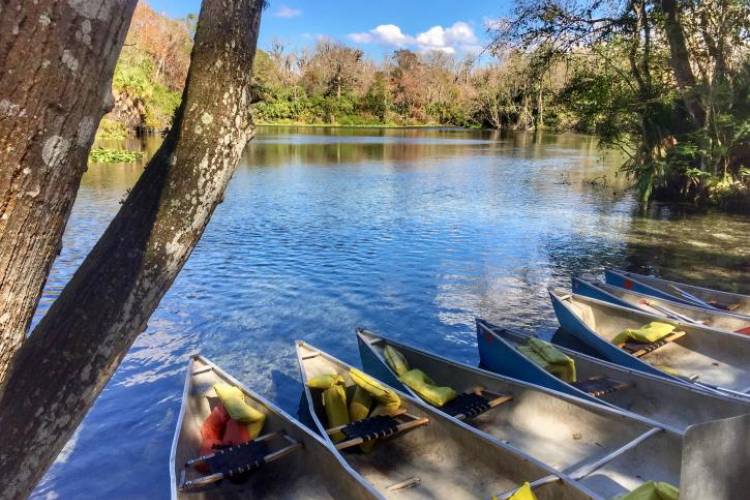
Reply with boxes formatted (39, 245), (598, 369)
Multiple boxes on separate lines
(0, 0), (264, 496)
(0, 0), (138, 384)
(658, 0), (706, 126)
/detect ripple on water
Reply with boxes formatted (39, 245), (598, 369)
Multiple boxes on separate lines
(32, 128), (750, 499)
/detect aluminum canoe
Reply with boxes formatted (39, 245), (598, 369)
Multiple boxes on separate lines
(170, 354), (380, 500)
(355, 326), (696, 499)
(605, 269), (750, 318)
(550, 289), (750, 398)
(573, 276), (750, 335)
(475, 319), (750, 434)
(296, 340), (597, 500)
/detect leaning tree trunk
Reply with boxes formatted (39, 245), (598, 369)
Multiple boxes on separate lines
(0, 0), (138, 384)
(0, 0), (264, 496)
(658, 0), (706, 127)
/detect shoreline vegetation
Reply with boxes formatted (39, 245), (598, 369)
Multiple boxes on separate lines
(94, 1), (750, 212)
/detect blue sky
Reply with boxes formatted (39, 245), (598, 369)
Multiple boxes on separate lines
(147, 0), (511, 59)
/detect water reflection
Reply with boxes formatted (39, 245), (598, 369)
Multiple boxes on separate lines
(33, 127), (750, 499)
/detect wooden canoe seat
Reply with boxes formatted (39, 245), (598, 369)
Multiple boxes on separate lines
(442, 388), (513, 421)
(618, 330), (686, 358)
(571, 376), (631, 398)
(327, 410), (429, 450)
(181, 432), (302, 491)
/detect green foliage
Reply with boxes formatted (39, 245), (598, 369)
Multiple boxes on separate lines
(89, 148), (144, 164)
(94, 118), (128, 142)
(496, 0), (750, 210)
(113, 49), (181, 130)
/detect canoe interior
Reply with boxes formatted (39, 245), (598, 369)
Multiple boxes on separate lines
(482, 324), (750, 434)
(576, 277), (750, 334)
(562, 293), (750, 393)
(296, 342), (591, 500)
(359, 330), (658, 469)
(607, 270), (750, 317)
(171, 356), (377, 500)
(357, 331), (683, 498)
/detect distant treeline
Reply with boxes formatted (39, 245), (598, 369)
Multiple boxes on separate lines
(251, 41), (580, 130)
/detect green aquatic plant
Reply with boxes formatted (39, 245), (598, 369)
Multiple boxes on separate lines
(88, 148), (143, 164)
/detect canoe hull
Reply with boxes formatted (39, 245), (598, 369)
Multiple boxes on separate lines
(170, 355), (379, 500)
(477, 320), (750, 434)
(297, 340), (596, 500)
(575, 276), (750, 334)
(604, 269), (695, 305)
(550, 290), (672, 380)
(551, 290), (750, 397)
(605, 269), (750, 318)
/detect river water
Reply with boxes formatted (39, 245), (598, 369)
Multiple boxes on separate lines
(33, 127), (750, 499)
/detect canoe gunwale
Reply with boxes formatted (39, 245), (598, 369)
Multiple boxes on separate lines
(169, 356), (197, 500)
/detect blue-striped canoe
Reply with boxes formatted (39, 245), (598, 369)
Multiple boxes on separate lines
(475, 319), (750, 433)
(605, 269), (750, 318)
(549, 289), (750, 398)
(573, 276), (750, 335)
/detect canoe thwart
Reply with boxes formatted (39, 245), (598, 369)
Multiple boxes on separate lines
(180, 432), (302, 492)
(334, 413), (429, 450)
(571, 376), (632, 398)
(191, 366), (213, 376)
(619, 330), (686, 358)
(386, 476), (421, 491)
(569, 427), (663, 480)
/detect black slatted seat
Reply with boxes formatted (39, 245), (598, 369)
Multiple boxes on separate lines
(571, 376), (630, 398)
(181, 432), (303, 492)
(204, 440), (270, 482)
(442, 392), (491, 419)
(341, 415), (400, 442)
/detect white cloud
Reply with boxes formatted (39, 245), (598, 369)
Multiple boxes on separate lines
(350, 24), (413, 47)
(273, 6), (301, 18)
(349, 22), (481, 54)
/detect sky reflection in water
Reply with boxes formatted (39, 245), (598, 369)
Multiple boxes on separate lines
(33, 127), (750, 499)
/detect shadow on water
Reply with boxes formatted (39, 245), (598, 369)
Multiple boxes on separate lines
(32, 126), (750, 499)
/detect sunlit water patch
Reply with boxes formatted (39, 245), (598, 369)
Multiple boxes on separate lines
(33, 127), (750, 499)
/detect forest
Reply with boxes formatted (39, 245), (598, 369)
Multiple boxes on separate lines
(105, 1), (750, 210)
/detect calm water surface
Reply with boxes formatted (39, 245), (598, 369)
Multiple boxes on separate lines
(34, 127), (750, 498)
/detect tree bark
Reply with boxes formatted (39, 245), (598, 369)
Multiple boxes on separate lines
(0, 0), (138, 384)
(658, 0), (706, 126)
(0, 0), (264, 496)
